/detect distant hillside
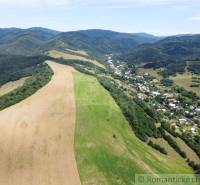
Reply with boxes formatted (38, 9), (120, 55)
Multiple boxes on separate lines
(121, 34), (200, 75)
(0, 55), (50, 85)
(44, 29), (161, 57)
(0, 27), (59, 55)
(0, 28), (161, 56)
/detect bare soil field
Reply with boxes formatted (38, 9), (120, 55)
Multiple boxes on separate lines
(0, 61), (81, 185)
(48, 50), (105, 69)
(0, 77), (28, 96)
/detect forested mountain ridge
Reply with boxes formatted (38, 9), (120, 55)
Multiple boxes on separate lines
(0, 55), (50, 85)
(1, 27), (200, 75)
(122, 34), (200, 64)
(0, 28), (161, 56)
(0, 27), (59, 43)
(121, 34), (200, 75)
(44, 29), (162, 56)
(0, 27), (60, 55)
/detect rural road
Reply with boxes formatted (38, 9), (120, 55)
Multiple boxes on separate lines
(0, 61), (81, 185)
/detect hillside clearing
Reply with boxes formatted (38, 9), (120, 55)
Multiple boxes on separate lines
(48, 50), (105, 69)
(137, 67), (163, 80)
(151, 137), (200, 164)
(74, 72), (193, 185)
(65, 48), (89, 56)
(170, 72), (200, 96)
(0, 61), (81, 185)
(169, 134), (200, 164)
(151, 138), (185, 161)
(0, 77), (28, 96)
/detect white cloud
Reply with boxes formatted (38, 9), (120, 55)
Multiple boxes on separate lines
(113, 0), (174, 5)
(76, 0), (199, 6)
(190, 16), (200, 21)
(0, 0), (71, 6)
(0, 0), (198, 7)
(83, 0), (198, 7)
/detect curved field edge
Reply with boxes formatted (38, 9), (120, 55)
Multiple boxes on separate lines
(74, 72), (193, 185)
(0, 63), (53, 111)
(0, 77), (28, 96)
(48, 50), (105, 69)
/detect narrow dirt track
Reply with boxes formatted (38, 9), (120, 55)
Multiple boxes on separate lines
(0, 61), (81, 185)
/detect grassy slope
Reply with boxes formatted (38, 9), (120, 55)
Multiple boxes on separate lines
(170, 72), (200, 96)
(65, 48), (89, 56)
(151, 137), (200, 164)
(48, 50), (105, 69)
(74, 72), (193, 185)
(138, 67), (200, 96)
(137, 67), (163, 80)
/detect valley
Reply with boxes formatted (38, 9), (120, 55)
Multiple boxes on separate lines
(0, 27), (199, 185)
(106, 55), (200, 167)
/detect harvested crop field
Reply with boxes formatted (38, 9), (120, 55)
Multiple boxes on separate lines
(0, 61), (81, 185)
(48, 50), (105, 69)
(0, 77), (28, 96)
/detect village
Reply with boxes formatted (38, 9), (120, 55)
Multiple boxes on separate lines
(106, 54), (200, 137)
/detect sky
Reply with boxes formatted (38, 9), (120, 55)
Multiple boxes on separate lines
(0, 0), (200, 35)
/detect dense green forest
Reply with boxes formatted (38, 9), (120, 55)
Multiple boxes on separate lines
(0, 63), (53, 110)
(188, 61), (200, 75)
(121, 35), (200, 76)
(0, 55), (50, 86)
(0, 28), (160, 56)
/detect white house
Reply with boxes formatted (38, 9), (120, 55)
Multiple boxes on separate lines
(169, 103), (176, 109)
(191, 127), (196, 134)
(178, 118), (187, 125)
(152, 91), (161, 96)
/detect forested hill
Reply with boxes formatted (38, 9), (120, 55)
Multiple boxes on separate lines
(0, 28), (161, 56)
(0, 55), (50, 86)
(50, 30), (159, 54)
(121, 34), (200, 75)
(0, 27), (60, 56)
(122, 34), (200, 63)
(1, 27), (200, 75)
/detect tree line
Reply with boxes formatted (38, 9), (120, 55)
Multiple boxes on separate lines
(0, 63), (53, 110)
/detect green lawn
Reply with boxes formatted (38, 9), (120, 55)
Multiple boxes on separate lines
(74, 72), (193, 185)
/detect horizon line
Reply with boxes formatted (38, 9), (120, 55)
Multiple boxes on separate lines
(0, 26), (200, 37)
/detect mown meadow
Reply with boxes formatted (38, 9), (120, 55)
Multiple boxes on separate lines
(74, 72), (193, 185)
